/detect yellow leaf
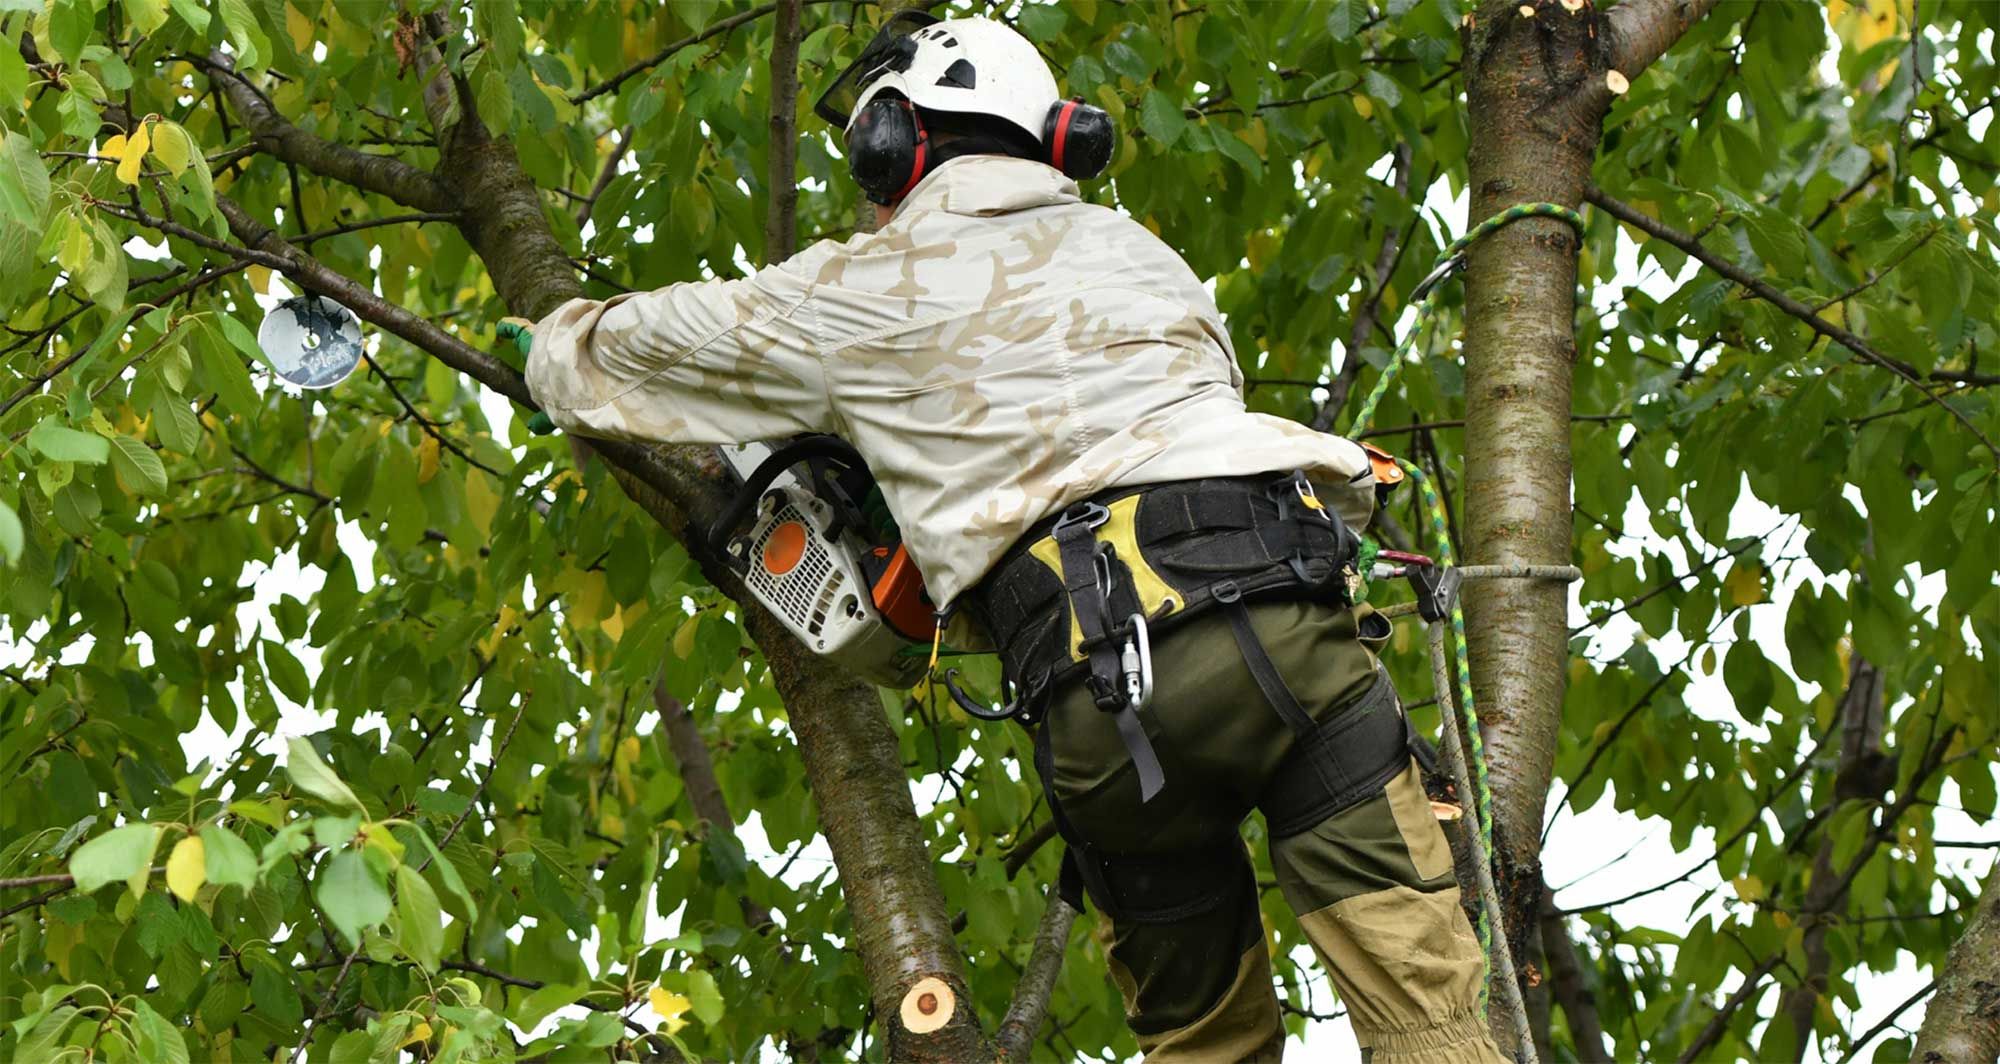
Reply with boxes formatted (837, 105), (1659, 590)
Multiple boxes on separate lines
(1732, 874), (1766, 903)
(166, 835), (206, 901)
(285, 2), (315, 55)
(465, 472), (499, 537)
(416, 435), (441, 484)
(149, 120), (193, 176)
(1351, 94), (1374, 119)
(480, 605), (520, 656)
(672, 613), (699, 659)
(116, 122), (152, 185)
(247, 266), (272, 294)
(649, 986), (691, 1035)
(399, 1021), (433, 1048)
(600, 603), (627, 643)
(1723, 562), (1765, 606)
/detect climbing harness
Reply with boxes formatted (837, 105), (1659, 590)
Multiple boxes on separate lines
(1340, 201), (1589, 1063)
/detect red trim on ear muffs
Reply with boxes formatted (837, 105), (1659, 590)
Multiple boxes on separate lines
(1050, 99), (1079, 173)
(896, 112), (930, 201)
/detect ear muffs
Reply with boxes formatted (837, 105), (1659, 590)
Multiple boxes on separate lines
(1042, 97), (1115, 179)
(847, 96), (930, 206)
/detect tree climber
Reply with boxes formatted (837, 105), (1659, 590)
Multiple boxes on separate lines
(518, 14), (1504, 1063)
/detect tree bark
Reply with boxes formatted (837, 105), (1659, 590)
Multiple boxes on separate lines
(1540, 890), (1610, 1062)
(1458, 0), (1722, 1047)
(1913, 860), (2000, 1064)
(1777, 654), (1886, 1058)
(764, 0), (804, 265)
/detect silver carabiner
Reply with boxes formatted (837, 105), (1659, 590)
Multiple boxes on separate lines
(1120, 611), (1154, 711)
(1409, 251), (1466, 303)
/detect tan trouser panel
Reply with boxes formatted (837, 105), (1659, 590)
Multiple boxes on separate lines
(1135, 942), (1285, 1064)
(1295, 885), (1498, 1063)
(1386, 762), (1455, 881)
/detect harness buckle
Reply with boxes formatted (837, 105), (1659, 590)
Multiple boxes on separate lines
(1211, 579), (1243, 604)
(1120, 611), (1154, 712)
(1052, 500), (1110, 537)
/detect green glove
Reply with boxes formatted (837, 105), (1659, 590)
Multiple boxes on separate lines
(495, 318), (557, 435)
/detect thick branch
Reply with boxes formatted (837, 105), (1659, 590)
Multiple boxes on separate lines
(993, 896), (1078, 1062)
(1605, 0), (1726, 77)
(202, 55), (450, 211)
(1539, 891), (1609, 1062)
(651, 682), (773, 929)
(1913, 860), (2000, 1064)
(1584, 186), (2000, 461)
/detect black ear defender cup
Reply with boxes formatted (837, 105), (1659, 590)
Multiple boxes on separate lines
(847, 96), (930, 205)
(1042, 97), (1115, 179)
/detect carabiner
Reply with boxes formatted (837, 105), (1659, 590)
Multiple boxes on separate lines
(1410, 251), (1466, 303)
(1119, 611), (1154, 712)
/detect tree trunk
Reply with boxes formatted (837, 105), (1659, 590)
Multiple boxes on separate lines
(1457, 0), (1722, 1045)
(1913, 860), (2000, 1064)
(1460, 3), (1606, 1039)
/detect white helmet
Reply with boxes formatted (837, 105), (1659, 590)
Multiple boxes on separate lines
(814, 13), (1115, 204)
(815, 14), (1058, 147)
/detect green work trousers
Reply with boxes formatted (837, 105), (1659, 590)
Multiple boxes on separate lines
(1041, 599), (1504, 1063)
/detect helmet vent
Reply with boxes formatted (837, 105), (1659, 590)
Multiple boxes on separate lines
(936, 59), (977, 89)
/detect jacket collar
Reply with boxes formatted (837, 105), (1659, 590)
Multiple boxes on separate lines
(893, 155), (1080, 219)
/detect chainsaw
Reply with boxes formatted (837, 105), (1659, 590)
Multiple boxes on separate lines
(708, 436), (933, 688)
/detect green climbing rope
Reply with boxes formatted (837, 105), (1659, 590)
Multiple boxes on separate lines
(1343, 202), (1585, 1029)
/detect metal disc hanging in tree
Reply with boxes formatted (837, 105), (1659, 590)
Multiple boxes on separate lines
(258, 294), (364, 389)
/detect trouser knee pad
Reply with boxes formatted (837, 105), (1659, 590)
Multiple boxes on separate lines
(1259, 672), (1413, 838)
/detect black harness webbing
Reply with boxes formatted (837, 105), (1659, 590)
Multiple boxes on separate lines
(1051, 509), (1166, 801)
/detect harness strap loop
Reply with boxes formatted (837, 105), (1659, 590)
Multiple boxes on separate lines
(1051, 505), (1166, 801)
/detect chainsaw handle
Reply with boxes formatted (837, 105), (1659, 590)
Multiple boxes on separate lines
(707, 434), (867, 558)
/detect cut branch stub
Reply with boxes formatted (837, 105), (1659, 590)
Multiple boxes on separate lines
(899, 976), (956, 1035)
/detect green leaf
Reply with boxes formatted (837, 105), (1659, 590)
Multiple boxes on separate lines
(316, 850), (390, 945)
(49, 0), (94, 65)
(121, 0), (169, 34)
(403, 826), (478, 924)
(0, 499), (21, 564)
(149, 120), (194, 176)
(26, 419), (110, 464)
(263, 640), (311, 703)
(68, 823), (161, 894)
(394, 864), (443, 971)
(1139, 90), (1186, 147)
(0, 34), (27, 116)
(215, 0), (268, 69)
(0, 127), (50, 230)
(152, 390), (201, 453)
(285, 736), (365, 810)
(199, 823), (258, 890)
(686, 969), (723, 1026)
(513, 983), (585, 1030)
(1327, 0), (1366, 39)
(195, 321), (261, 416)
(108, 435), (168, 495)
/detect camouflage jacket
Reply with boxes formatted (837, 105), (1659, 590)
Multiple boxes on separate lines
(526, 155), (1377, 605)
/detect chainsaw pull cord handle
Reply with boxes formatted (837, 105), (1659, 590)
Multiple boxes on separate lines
(706, 434), (869, 559)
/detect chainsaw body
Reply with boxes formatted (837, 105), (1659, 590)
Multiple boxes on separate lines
(714, 437), (931, 688)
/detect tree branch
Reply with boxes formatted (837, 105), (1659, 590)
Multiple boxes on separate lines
(1584, 185), (2000, 461)
(763, 0), (804, 264)
(570, 0), (844, 106)
(1911, 858), (2000, 1063)
(1315, 143), (1414, 431)
(1539, 889), (1610, 1063)
(993, 896), (1077, 1062)
(1605, 0), (1727, 83)
(574, 126), (633, 229)
(200, 54), (450, 211)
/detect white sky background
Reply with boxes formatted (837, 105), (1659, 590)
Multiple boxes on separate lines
(5, 14), (1996, 1064)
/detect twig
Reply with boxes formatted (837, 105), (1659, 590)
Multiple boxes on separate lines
(1585, 185), (2000, 462)
(573, 126), (632, 229)
(1315, 143), (1414, 430)
(358, 349), (504, 477)
(298, 211), (461, 246)
(1835, 979), (1937, 1064)
(570, 0), (845, 105)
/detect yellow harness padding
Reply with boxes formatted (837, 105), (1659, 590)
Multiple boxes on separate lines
(1025, 494), (1184, 663)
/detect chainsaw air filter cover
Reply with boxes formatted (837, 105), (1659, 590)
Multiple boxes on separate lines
(721, 444), (924, 688)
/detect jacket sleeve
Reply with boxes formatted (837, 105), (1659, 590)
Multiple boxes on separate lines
(524, 255), (834, 444)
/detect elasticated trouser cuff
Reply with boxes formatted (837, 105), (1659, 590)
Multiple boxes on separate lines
(1357, 1013), (1501, 1063)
